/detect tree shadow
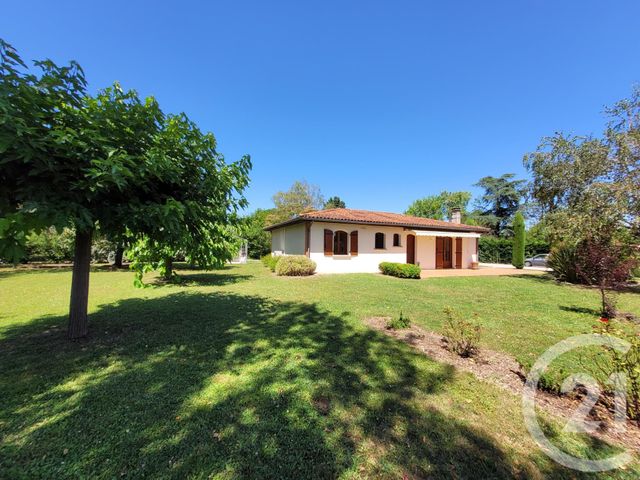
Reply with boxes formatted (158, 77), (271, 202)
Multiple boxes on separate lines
(560, 305), (601, 316)
(0, 291), (614, 478)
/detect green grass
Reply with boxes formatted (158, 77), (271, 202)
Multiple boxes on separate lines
(1, 262), (639, 478)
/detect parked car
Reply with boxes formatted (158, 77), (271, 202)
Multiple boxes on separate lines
(524, 254), (548, 267)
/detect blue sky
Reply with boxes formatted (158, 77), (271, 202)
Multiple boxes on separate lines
(3, 1), (640, 214)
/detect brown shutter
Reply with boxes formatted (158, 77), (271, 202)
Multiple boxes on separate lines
(455, 237), (463, 269)
(324, 229), (333, 256)
(350, 231), (358, 256)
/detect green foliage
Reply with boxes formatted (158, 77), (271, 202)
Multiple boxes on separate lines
(25, 227), (75, 262)
(378, 262), (421, 279)
(478, 236), (549, 264)
(547, 243), (579, 283)
(405, 191), (471, 220)
(511, 211), (525, 269)
(324, 196), (346, 209)
(261, 253), (281, 272)
(386, 311), (411, 330)
(242, 209), (273, 259)
(268, 181), (324, 225)
(473, 174), (526, 235)
(442, 307), (482, 358)
(274, 255), (316, 276)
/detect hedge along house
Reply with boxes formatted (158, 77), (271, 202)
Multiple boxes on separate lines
(265, 208), (490, 274)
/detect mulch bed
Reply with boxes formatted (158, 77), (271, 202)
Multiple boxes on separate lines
(365, 316), (640, 451)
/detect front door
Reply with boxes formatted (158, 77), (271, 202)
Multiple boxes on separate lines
(436, 237), (453, 269)
(406, 234), (415, 264)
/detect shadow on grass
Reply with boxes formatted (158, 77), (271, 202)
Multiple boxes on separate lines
(0, 291), (601, 478)
(560, 305), (602, 316)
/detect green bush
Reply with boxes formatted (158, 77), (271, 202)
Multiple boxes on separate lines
(386, 311), (411, 330)
(25, 227), (75, 262)
(547, 243), (579, 283)
(379, 262), (421, 279)
(442, 307), (481, 357)
(511, 212), (525, 269)
(261, 254), (281, 272)
(275, 255), (316, 276)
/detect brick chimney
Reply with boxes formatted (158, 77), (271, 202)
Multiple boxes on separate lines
(450, 207), (461, 224)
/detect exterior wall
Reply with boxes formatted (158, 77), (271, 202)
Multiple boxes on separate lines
(270, 222), (480, 273)
(309, 222), (408, 273)
(271, 223), (305, 255)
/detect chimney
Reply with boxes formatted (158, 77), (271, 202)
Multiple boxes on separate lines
(451, 207), (461, 224)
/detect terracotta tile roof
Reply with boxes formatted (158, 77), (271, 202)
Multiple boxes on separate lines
(265, 208), (490, 232)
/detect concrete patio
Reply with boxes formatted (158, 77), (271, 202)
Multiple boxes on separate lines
(420, 263), (550, 279)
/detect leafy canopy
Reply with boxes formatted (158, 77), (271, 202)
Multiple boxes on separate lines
(324, 196), (346, 209)
(405, 191), (471, 220)
(473, 174), (526, 236)
(268, 180), (324, 224)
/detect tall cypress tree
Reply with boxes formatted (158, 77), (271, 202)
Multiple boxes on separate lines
(512, 211), (526, 269)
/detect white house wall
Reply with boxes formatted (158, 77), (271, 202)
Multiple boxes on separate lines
(270, 222), (479, 273)
(309, 223), (409, 273)
(271, 223), (305, 255)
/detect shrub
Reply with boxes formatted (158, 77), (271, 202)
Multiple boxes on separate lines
(511, 211), (525, 269)
(442, 307), (481, 357)
(25, 227), (75, 262)
(379, 262), (421, 279)
(261, 254), (281, 272)
(547, 243), (579, 283)
(386, 311), (411, 330)
(275, 255), (316, 276)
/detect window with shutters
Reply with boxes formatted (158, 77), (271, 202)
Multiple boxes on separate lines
(393, 233), (401, 247)
(333, 231), (348, 255)
(374, 232), (385, 249)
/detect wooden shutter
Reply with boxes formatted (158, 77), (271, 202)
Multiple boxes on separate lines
(455, 237), (463, 269)
(435, 237), (444, 269)
(324, 229), (333, 256)
(350, 231), (358, 256)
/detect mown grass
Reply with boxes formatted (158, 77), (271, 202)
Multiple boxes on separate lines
(0, 262), (639, 478)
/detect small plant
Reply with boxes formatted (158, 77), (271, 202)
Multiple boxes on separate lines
(442, 306), (481, 358)
(260, 254), (281, 272)
(592, 319), (640, 420)
(548, 243), (579, 283)
(386, 311), (411, 330)
(379, 262), (421, 279)
(275, 255), (316, 276)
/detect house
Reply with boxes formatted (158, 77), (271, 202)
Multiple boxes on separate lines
(265, 208), (490, 273)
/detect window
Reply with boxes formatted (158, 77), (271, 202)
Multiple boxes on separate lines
(374, 232), (385, 249)
(393, 233), (401, 247)
(333, 230), (348, 255)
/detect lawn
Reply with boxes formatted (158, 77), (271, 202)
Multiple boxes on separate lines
(1, 262), (639, 478)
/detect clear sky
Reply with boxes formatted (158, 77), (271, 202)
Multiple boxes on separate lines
(3, 1), (640, 214)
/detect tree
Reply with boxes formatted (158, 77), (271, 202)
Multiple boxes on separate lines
(0, 41), (251, 338)
(405, 191), (471, 220)
(242, 208), (274, 259)
(473, 174), (526, 236)
(575, 238), (638, 318)
(268, 181), (324, 224)
(511, 211), (525, 269)
(324, 196), (346, 209)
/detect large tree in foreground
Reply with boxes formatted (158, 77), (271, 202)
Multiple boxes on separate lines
(0, 41), (251, 338)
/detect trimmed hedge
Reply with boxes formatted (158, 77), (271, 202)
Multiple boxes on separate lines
(260, 254), (281, 272)
(479, 236), (549, 264)
(379, 262), (421, 279)
(511, 212), (525, 269)
(275, 255), (316, 276)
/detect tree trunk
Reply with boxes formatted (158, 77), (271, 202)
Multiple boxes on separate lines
(113, 244), (124, 268)
(68, 229), (92, 339)
(163, 256), (173, 280)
